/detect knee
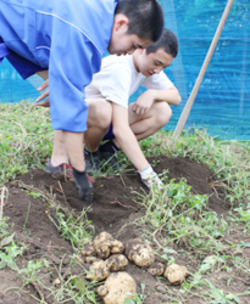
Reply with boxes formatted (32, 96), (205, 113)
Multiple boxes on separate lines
(88, 100), (112, 130)
(96, 102), (112, 129)
(154, 102), (172, 127)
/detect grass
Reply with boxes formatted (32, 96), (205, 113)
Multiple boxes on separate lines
(0, 102), (52, 182)
(137, 179), (229, 256)
(0, 102), (249, 304)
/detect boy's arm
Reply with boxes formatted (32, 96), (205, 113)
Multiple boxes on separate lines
(111, 103), (162, 189)
(152, 86), (182, 106)
(111, 103), (149, 172)
(132, 86), (181, 116)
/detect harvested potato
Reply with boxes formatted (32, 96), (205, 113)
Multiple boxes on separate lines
(110, 240), (125, 254)
(93, 232), (114, 247)
(98, 272), (136, 304)
(93, 232), (114, 259)
(85, 256), (98, 264)
(147, 262), (165, 276)
(125, 238), (155, 268)
(97, 285), (109, 297)
(86, 260), (110, 281)
(98, 243), (112, 259)
(164, 264), (187, 285)
(81, 243), (95, 256)
(106, 254), (128, 272)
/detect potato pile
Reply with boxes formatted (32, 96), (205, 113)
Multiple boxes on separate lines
(81, 232), (127, 282)
(77, 232), (188, 304)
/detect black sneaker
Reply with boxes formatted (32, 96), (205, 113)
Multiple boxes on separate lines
(45, 159), (73, 179)
(84, 149), (100, 175)
(99, 140), (120, 170)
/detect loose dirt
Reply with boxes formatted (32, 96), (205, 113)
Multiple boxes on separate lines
(1, 156), (249, 304)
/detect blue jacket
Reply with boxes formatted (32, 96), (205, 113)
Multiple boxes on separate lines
(0, 0), (118, 132)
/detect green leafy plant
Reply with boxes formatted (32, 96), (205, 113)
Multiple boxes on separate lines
(20, 259), (47, 286)
(0, 220), (24, 271)
(124, 283), (146, 304)
(54, 208), (94, 250)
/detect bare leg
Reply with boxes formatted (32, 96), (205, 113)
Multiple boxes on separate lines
(127, 101), (172, 141)
(50, 130), (69, 166)
(50, 130), (84, 170)
(84, 98), (112, 152)
(64, 131), (85, 171)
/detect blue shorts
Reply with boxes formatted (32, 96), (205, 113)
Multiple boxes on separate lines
(103, 123), (115, 141)
(0, 37), (45, 79)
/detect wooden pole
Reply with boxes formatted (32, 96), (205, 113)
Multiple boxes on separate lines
(173, 0), (235, 139)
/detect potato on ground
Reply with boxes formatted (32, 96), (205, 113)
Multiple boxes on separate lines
(97, 272), (136, 304)
(81, 243), (95, 256)
(164, 263), (187, 285)
(93, 232), (114, 259)
(147, 262), (165, 276)
(93, 232), (124, 259)
(125, 238), (155, 268)
(110, 240), (125, 254)
(106, 254), (128, 272)
(86, 260), (110, 282)
(85, 256), (98, 264)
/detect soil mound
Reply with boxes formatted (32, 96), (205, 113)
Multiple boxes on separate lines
(0, 156), (233, 304)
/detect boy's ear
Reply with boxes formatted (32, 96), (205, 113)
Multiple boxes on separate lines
(114, 14), (129, 32)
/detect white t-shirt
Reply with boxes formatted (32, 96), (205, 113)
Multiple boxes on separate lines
(85, 54), (174, 108)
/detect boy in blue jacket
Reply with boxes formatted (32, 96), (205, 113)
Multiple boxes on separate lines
(0, 0), (164, 202)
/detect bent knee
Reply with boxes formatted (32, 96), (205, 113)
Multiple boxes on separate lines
(87, 99), (112, 129)
(154, 102), (172, 127)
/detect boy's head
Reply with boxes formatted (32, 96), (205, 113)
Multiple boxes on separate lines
(146, 28), (178, 58)
(108, 0), (164, 55)
(133, 29), (179, 76)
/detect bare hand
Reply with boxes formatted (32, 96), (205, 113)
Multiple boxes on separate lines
(132, 90), (155, 116)
(35, 79), (50, 107)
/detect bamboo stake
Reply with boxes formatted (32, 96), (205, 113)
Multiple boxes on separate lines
(173, 0), (235, 139)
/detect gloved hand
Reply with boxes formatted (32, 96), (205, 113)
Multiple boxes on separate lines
(72, 167), (93, 202)
(139, 165), (163, 190)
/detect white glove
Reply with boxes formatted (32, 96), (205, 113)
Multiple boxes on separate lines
(139, 165), (163, 189)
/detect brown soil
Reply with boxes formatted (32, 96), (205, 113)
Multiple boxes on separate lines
(0, 156), (249, 304)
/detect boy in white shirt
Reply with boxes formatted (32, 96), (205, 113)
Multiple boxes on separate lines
(83, 29), (181, 187)
(42, 29), (181, 191)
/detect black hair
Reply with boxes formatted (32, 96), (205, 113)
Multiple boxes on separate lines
(146, 28), (179, 58)
(115, 0), (164, 42)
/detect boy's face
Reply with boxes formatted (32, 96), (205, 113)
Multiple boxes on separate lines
(134, 48), (174, 76)
(108, 14), (152, 56)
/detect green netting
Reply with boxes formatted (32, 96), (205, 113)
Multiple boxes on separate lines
(0, 0), (249, 139)
(133, 0), (250, 139)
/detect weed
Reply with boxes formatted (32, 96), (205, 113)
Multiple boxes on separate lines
(23, 201), (31, 233)
(20, 259), (48, 286)
(124, 283), (146, 304)
(0, 218), (24, 270)
(54, 208), (95, 250)
(138, 178), (228, 255)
